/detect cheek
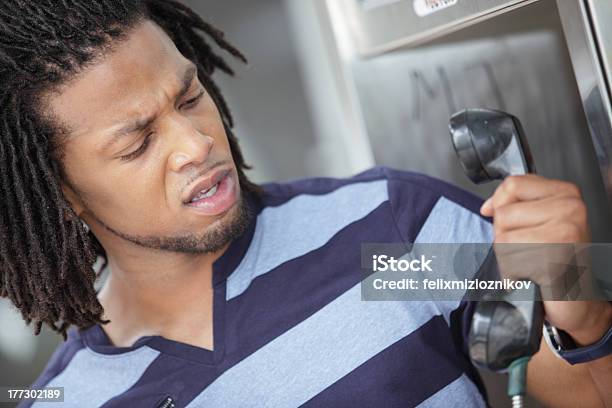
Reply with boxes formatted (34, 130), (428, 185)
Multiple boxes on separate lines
(89, 175), (180, 235)
(89, 173), (162, 219)
(64, 150), (166, 222)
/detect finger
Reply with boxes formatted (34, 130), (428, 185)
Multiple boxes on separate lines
(480, 197), (494, 217)
(493, 197), (587, 235)
(495, 220), (587, 244)
(489, 175), (582, 212)
(494, 241), (585, 295)
(494, 223), (583, 290)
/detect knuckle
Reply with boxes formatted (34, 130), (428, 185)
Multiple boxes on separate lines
(563, 198), (588, 225)
(559, 223), (581, 242)
(504, 176), (520, 193)
(494, 205), (508, 223)
(572, 199), (587, 220)
(564, 182), (582, 198)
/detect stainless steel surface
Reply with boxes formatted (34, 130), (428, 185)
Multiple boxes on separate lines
(588, 0), (612, 102)
(287, 0), (375, 175)
(339, 0), (540, 56)
(348, 0), (612, 242)
(560, 0), (612, 206)
(335, 0), (612, 213)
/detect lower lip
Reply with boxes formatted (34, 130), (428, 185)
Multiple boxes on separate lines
(185, 171), (237, 216)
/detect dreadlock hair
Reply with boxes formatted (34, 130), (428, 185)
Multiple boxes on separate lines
(0, 0), (263, 340)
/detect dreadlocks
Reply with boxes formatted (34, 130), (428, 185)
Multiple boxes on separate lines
(0, 0), (262, 340)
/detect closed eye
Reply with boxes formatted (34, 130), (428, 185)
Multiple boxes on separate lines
(117, 89), (204, 162)
(120, 132), (153, 162)
(181, 90), (205, 110)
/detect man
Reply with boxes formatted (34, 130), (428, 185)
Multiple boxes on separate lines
(0, 1), (609, 407)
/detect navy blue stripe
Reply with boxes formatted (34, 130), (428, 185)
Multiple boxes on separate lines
(212, 191), (263, 285)
(301, 315), (486, 407)
(384, 166), (491, 245)
(416, 374), (487, 407)
(383, 166), (489, 220)
(99, 354), (220, 408)
(260, 166), (390, 208)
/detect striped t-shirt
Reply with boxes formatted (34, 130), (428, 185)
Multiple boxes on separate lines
(22, 166), (494, 408)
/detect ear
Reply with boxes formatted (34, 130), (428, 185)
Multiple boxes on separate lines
(61, 182), (86, 219)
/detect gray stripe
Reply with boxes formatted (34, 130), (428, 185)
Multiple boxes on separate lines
(32, 347), (160, 408)
(413, 197), (493, 323)
(226, 179), (388, 300)
(187, 283), (441, 407)
(415, 197), (493, 245)
(416, 374), (487, 408)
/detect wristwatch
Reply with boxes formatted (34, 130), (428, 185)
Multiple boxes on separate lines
(543, 320), (612, 365)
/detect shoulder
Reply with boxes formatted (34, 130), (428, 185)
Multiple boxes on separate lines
(257, 166), (491, 243)
(379, 166), (487, 216)
(17, 328), (86, 408)
(258, 165), (391, 207)
(249, 166), (492, 243)
(379, 166), (493, 243)
(36, 327), (86, 384)
(259, 166), (485, 209)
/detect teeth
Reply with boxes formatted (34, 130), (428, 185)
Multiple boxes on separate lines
(202, 184), (218, 198)
(191, 183), (218, 202)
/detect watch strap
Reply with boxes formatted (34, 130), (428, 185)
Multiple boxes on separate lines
(544, 321), (612, 365)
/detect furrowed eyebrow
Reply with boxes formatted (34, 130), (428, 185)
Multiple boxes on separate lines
(176, 63), (198, 102)
(101, 63), (198, 153)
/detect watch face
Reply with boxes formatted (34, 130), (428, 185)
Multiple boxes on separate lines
(543, 323), (564, 359)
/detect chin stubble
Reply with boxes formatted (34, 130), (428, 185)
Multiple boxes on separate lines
(89, 195), (252, 254)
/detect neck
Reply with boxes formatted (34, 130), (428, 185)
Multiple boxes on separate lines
(96, 237), (230, 346)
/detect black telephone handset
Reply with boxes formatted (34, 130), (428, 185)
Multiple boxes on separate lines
(449, 109), (544, 407)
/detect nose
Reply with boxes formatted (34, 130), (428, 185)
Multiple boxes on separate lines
(167, 114), (214, 173)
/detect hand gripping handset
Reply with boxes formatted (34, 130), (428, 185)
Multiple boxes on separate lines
(449, 109), (544, 408)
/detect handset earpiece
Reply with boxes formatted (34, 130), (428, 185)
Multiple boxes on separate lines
(449, 108), (536, 180)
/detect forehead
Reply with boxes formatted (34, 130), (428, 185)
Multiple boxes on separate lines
(44, 20), (190, 137)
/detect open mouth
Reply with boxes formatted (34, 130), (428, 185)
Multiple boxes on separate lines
(189, 181), (221, 203)
(183, 169), (237, 215)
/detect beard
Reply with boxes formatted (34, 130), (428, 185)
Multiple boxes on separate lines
(88, 193), (252, 254)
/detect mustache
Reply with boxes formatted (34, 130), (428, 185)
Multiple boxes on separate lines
(182, 159), (230, 190)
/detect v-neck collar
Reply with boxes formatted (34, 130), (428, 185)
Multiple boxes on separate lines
(80, 191), (261, 366)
